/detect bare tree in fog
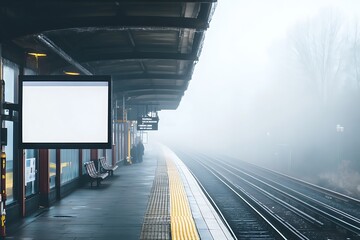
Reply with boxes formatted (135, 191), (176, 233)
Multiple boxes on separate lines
(347, 20), (360, 92)
(271, 9), (360, 197)
(288, 8), (344, 104)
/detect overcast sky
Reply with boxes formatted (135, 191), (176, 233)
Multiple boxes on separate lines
(150, 0), (360, 150)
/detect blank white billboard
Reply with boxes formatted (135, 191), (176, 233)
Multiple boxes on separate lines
(19, 75), (111, 149)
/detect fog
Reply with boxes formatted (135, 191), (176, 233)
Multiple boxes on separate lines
(150, 1), (360, 197)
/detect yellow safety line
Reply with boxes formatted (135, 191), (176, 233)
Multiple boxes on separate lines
(166, 156), (200, 240)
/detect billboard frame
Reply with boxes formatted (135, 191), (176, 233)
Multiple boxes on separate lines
(18, 75), (112, 149)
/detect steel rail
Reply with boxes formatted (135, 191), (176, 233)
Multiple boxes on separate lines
(206, 157), (360, 236)
(244, 161), (360, 205)
(193, 157), (309, 240)
(210, 160), (324, 227)
(237, 164), (360, 224)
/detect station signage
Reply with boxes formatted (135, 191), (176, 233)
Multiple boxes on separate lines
(137, 116), (159, 131)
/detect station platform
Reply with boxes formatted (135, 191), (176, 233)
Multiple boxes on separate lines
(6, 144), (234, 240)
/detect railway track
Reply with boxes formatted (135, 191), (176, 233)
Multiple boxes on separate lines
(225, 156), (360, 220)
(176, 151), (360, 240)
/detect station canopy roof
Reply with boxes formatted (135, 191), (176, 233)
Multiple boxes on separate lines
(0, 1), (216, 119)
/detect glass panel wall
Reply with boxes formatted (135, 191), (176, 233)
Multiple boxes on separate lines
(5, 121), (14, 202)
(25, 149), (38, 196)
(49, 149), (56, 189)
(105, 149), (112, 165)
(82, 149), (90, 175)
(97, 149), (104, 172)
(98, 149), (104, 159)
(4, 60), (16, 103)
(120, 123), (125, 162)
(60, 149), (79, 185)
(3, 59), (18, 204)
(115, 122), (120, 162)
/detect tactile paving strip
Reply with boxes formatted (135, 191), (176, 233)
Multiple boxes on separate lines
(166, 156), (200, 240)
(140, 156), (171, 240)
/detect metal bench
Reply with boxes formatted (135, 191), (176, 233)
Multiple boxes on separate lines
(84, 161), (108, 187)
(99, 157), (118, 176)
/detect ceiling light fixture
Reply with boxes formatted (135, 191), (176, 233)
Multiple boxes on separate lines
(64, 71), (80, 76)
(27, 52), (47, 69)
(28, 52), (47, 58)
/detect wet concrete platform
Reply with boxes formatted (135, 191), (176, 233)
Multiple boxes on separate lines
(7, 144), (234, 240)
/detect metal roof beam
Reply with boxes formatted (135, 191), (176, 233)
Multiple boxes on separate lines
(127, 30), (136, 49)
(37, 34), (92, 75)
(123, 89), (184, 97)
(126, 30), (148, 73)
(1, 16), (209, 41)
(0, 0), (216, 5)
(113, 85), (186, 92)
(79, 52), (198, 62)
(112, 73), (190, 81)
(127, 98), (181, 104)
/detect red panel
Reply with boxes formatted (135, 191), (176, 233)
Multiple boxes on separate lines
(90, 149), (98, 161)
(39, 149), (49, 207)
(39, 149), (49, 194)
